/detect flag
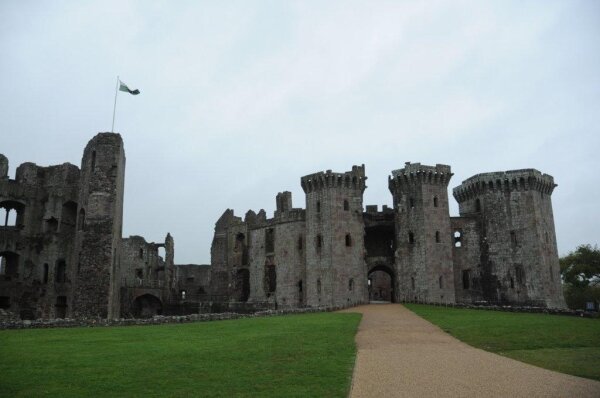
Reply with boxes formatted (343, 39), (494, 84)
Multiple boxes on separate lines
(119, 81), (140, 95)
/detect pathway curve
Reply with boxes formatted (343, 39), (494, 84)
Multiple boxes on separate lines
(341, 304), (600, 398)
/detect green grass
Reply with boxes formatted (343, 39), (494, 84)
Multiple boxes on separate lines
(405, 304), (600, 381)
(0, 312), (361, 397)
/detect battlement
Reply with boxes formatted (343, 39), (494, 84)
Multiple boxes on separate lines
(300, 164), (366, 193)
(453, 169), (556, 202)
(388, 162), (452, 192)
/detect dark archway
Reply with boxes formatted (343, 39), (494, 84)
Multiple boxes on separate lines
(133, 294), (163, 318)
(368, 264), (395, 303)
(235, 268), (250, 302)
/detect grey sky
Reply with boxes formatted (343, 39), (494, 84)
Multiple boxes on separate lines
(1, 1), (599, 264)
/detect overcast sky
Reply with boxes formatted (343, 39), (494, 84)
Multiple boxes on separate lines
(1, 1), (598, 264)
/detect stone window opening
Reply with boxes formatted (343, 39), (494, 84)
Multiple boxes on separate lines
(1, 201), (24, 227)
(411, 277), (415, 290)
(55, 296), (67, 319)
(265, 263), (277, 293)
(43, 263), (49, 284)
(139, 248), (144, 259)
(298, 280), (303, 293)
(55, 260), (67, 284)
(91, 150), (96, 171)
(462, 270), (471, 289)
(316, 234), (323, 250)
(510, 276), (515, 289)
(433, 196), (438, 207)
(297, 236), (303, 251)
(348, 278), (354, 291)
(265, 228), (275, 253)
(510, 231), (517, 245)
(475, 198), (481, 212)
(345, 234), (352, 247)
(78, 208), (86, 231)
(435, 231), (440, 243)
(454, 231), (462, 248)
(158, 246), (166, 260)
(135, 268), (143, 279)
(549, 266), (554, 282)
(0, 296), (10, 309)
(344, 199), (349, 211)
(317, 278), (321, 294)
(0, 252), (18, 279)
(408, 232), (415, 244)
(439, 275), (443, 289)
(409, 197), (415, 209)
(316, 201), (321, 213)
(515, 265), (524, 285)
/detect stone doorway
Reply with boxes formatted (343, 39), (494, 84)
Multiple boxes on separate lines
(368, 265), (395, 303)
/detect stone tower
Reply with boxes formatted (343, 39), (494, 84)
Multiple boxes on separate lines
(71, 133), (126, 319)
(453, 169), (565, 307)
(301, 165), (368, 307)
(389, 163), (455, 303)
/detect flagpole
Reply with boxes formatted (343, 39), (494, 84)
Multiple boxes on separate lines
(111, 76), (119, 132)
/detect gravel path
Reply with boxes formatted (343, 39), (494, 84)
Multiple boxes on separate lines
(342, 304), (600, 398)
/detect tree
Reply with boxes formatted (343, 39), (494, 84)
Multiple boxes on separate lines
(560, 244), (600, 310)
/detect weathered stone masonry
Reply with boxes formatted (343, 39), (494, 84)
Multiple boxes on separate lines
(0, 133), (566, 321)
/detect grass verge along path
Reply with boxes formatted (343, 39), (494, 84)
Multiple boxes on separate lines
(0, 312), (361, 397)
(405, 304), (600, 381)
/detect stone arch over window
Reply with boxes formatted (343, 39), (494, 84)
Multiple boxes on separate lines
(0, 200), (25, 227)
(344, 199), (349, 211)
(345, 234), (352, 247)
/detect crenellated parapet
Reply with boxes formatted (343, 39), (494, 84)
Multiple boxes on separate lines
(301, 165), (366, 193)
(388, 162), (452, 194)
(453, 169), (556, 203)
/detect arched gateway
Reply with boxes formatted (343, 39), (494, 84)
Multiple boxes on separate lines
(367, 264), (395, 303)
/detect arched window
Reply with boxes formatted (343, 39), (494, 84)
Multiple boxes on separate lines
(345, 234), (352, 247)
(433, 196), (438, 207)
(316, 201), (321, 213)
(343, 200), (349, 211)
(408, 232), (415, 244)
(435, 231), (440, 243)
(55, 260), (66, 284)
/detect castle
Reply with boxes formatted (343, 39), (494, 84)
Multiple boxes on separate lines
(0, 133), (565, 320)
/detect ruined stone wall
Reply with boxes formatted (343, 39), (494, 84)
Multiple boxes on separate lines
(176, 264), (211, 297)
(301, 166), (368, 307)
(247, 202), (306, 308)
(389, 163), (455, 303)
(450, 216), (483, 303)
(71, 133), (125, 319)
(453, 169), (565, 308)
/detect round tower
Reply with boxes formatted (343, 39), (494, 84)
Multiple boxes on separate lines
(453, 169), (565, 308)
(388, 162), (455, 303)
(301, 165), (367, 307)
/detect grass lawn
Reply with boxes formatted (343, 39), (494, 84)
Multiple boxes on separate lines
(405, 304), (600, 381)
(0, 312), (361, 397)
